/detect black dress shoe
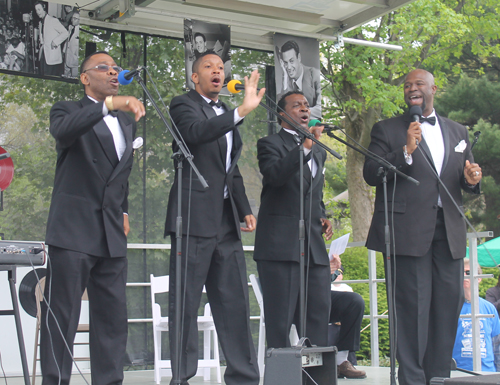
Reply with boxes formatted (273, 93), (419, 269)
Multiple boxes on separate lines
(337, 360), (367, 379)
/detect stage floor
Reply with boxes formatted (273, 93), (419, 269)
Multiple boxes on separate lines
(6, 366), (480, 385)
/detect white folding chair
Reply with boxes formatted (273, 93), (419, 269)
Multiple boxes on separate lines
(249, 274), (266, 376)
(150, 274), (221, 384)
(249, 274), (301, 376)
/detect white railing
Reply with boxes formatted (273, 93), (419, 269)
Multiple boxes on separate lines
(127, 232), (492, 369)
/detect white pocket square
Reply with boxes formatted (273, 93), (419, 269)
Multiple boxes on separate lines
(455, 140), (466, 153)
(133, 137), (143, 150)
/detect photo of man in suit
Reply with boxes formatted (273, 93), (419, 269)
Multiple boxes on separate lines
(63, 11), (79, 78)
(41, 51), (145, 385)
(276, 40), (322, 120)
(183, 20), (232, 91)
(363, 69), (482, 384)
(164, 52), (265, 385)
(34, 1), (68, 76)
(253, 91), (332, 353)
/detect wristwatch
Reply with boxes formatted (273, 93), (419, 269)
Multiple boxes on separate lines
(403, 145), (411, 163)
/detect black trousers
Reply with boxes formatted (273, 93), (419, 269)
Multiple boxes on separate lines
(168, 199), (259, 385)
(257, 259), (331, 349)
(329, 290), (365, 352)
(40, 52), (63, 76)
(385, 209), (464, 385)
(40, 246), (128, 385)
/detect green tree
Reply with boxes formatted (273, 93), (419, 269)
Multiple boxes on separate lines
(434, 75), (500, 235)
(320, 0), (500, 241)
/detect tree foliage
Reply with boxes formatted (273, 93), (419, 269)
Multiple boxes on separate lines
(320, 0), (500, 241)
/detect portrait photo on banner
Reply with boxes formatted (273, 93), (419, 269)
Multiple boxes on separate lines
(0, 0), (79, 80)
(273, 33), (322, 120)
(183, 18), (231, 92)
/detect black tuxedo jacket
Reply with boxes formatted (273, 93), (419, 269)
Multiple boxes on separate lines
(254, 129), (329, 265)
(164, 90), (252, 238)
(46, 96), (136, 258)
(363, 112), (480, 258)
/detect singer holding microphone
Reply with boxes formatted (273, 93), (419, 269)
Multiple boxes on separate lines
(164, 52), (264, 385)
(42, 51), (145, 385)
(252, 91), (368, 378)
(363, 69), (482, 385)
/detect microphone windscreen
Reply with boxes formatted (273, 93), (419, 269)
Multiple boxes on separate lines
(409, 105), (422, 120)
(118, 70), (133, 85)
(308, 119), (321, 128)
(227, 79), (242, 94)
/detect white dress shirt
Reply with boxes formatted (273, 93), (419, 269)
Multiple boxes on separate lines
(88, 95), (126, 160)
(199, 94), (243, 198)
(405, 109), (444, 206)
(283, 127), (318, 178)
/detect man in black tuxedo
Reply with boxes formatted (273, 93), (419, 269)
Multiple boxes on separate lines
(363, 69), (482, 384)
(253, 91), (333, 353)
(41, 51), (145, 385)
(164, 52), (265, 385)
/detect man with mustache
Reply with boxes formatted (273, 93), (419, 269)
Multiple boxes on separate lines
(42, 51), (145, 385)
(363, 69), (482, 384)
(164, 52), (265, 385)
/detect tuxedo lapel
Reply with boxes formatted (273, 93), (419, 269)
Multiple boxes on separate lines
(79, 96), (119, 167)
(188, 90), (227, 167)
(227, 128), (242, 174)
(418, 137), (436, 171)
(311, 147), (323, 190)
(278, 130), (312, 184)
(438, 115), (451, 174)
(402, 113), (436, 171)
(93, 119), (119, 167)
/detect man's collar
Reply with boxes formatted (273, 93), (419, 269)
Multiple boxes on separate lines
(282, 127), (298, 136)
(86, 95), (98, 103)
(199, 93), (220, 106)
(423, 108), (436, 118)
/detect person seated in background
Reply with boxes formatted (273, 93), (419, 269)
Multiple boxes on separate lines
(453, 260), (500, 371)
(5, 36), (25, 71)
(329, 254), (367, 379)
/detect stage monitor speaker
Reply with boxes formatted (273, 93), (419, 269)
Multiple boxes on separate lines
(85, 42), (97, 59)
(430, 373), (500, 384)
(264, 339), (337, 385)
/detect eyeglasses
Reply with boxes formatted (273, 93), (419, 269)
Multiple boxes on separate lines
(83, 64), (123, 74)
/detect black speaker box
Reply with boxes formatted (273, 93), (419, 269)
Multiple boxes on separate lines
(264, 344), (337, 385)
(430, 374), (500, 384)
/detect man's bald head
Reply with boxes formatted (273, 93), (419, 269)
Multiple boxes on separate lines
(404, 69), (437, 116)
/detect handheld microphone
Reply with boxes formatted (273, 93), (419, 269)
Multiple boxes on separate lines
(409, 105), (422, 145)
(308, 119), (341, 132)
(118, 67), (143, 85)
(226, 79), (262, 94)
(409, 105), (422, 122)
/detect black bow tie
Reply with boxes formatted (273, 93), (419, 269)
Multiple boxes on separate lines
(420, 116), (436, 125)
(109, 110), (118, 117)
(209, 100), (223, 108)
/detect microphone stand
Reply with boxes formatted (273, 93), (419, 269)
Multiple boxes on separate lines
(132, 71), (208, 385)
(326, 130), (418, 385)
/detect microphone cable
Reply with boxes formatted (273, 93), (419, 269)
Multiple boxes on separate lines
(27, 251), (90, 385)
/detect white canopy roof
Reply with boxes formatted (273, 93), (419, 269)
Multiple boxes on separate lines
(60, 0), (416, 50)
